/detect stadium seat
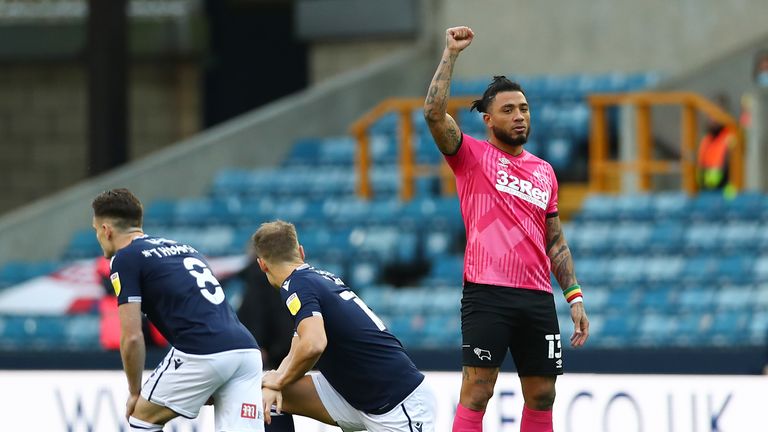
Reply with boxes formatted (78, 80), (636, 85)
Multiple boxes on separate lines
(723, 192), (765, 220)
(753, 256), (768, 281)
(638, 313), (678, 346)
(638, 286), (676, 313)
(671, 314), (706, 346)
(64, 229), (102, 259)
(598, 313), (637, 347)
(544, 136), (578, 171)
(611, 222), (652, 254)
(681, 255), (719, 283)
(716, 255), (755, 284)
(573, 257), (609, 285)
(710, 311), (750, 345)
(423, 255), (464, 287)
(603, 285), (638, 312)
(348, 226), (417, 263)
(747, 311), (768, 345)
(144, 200), (177, 226)
(422, 315), (461, 348)
(715, 284), (753, 311)
(577, 195), (616, 222)
(651, 192), (689, 220)
(0, 261), (63, 288)
(646, 222), (685, 254)
(428, 287), (461, 314)
(607, 256), (647, 284)
(683, 223), (722, 253)
(719, 222), (760, 251)
(644, 256), (684, 283)
(754, 284), (768, 312)
(161, 226), (236, 256)
(677, 284), (716, 313)
(568, 223), (613, 256)
(688, 192), (728, 221)
(612, 195), (655, 221)
(369, 113), (398, 135)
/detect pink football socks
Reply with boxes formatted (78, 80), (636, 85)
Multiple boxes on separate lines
(452, 403), (485, 432)
(521, 406), (553, 432)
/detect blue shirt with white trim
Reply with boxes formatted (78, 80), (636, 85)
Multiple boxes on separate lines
(111, 235), (258, 355)
(281, 264), (424, 414)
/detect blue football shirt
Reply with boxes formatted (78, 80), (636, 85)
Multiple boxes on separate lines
(281, 264), (424, 414)
(110, 235), (258, 355)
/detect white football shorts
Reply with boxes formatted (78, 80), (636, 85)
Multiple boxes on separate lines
(141, 347), (264, 431)
(310, 372), (435, 432)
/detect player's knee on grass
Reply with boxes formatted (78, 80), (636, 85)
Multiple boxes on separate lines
(129, 416), (163, 431)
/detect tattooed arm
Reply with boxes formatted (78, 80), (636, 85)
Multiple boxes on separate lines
(424, 26), (474, 155)
(546, 215), (577, 289)
(546, 215), (590, 347)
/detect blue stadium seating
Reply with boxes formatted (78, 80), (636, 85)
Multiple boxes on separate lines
(0, 261), (63, 288)
(0, 315), (99, 350)
(748, 311), (768, 344)
(13, 71), (768, 352)
(677, 284), (717, 313)
(64, 229), (102, 259)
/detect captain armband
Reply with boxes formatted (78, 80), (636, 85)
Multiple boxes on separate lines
(563, 284), (583, 305)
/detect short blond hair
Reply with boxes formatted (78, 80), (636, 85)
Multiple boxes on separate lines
(252, 220), (301, 263)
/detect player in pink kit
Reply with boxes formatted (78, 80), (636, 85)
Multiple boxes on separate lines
(424, 26), (590, 432)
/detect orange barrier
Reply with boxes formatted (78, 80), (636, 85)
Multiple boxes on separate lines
(350, 97), (478, 200)
(588, 92), (745, 194)
(352, 92), (743, 200)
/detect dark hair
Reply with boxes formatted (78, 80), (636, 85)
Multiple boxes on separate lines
(91, 188), (143, 231)
(252, 220), (301, 264)
(470, 76), (526, 113)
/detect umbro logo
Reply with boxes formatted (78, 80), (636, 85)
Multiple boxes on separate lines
(473, 348), (492, 361)
(498, 157), (511, 167)
(173, 358), (184, 370)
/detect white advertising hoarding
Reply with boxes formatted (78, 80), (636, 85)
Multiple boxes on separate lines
(0, 371), (764, 431)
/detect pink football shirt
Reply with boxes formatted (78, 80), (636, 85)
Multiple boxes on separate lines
(444, 133), (559, 293)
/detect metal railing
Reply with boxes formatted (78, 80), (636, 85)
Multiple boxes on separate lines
(350, 97), (477, 200)
(588, 91), (745, 194)
(352, 92), (744, 200)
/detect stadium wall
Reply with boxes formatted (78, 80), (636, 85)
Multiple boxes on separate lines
(0, 61), (200, 215)
(0, 44), (434, 264)
(309, 39), (414, 84)
(432, 0), (768, 77)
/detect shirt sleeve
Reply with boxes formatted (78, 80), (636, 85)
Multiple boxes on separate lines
(546, 165), (559, 216)
(443, 133), (474, 174)
(281, 276), (322, 328)
(110, 252), (143, 306)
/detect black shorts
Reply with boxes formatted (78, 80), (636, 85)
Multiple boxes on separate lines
(461, 282), (563, 376)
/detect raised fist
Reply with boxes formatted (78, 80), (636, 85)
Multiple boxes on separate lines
(446, 26), (474, 53)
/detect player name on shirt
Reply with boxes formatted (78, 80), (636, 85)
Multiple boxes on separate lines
(139, 239), (199, 258)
